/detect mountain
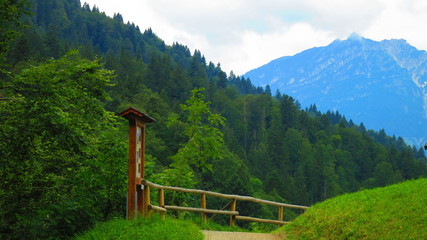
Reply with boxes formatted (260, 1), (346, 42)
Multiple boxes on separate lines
(244, 33), (427, 145)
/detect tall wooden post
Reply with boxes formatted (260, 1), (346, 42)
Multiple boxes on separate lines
(120, 107), (155, 219)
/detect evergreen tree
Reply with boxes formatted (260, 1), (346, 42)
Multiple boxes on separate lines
(0, 0), (30, 70)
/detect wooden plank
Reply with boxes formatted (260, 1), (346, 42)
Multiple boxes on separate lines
(235, 216), (290, 225)
(142, 179), (308, 210)
(164, 205), (239, 216)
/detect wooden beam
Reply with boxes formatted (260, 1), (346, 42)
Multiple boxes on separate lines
(148, 204), (167, 212)
(235, 216), (290, 225)
(164, 205), (239, 216)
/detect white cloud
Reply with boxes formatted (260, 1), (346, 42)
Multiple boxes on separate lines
(83, 0), (427, 75)
(223, 23), (334, 74)
(364, 0), (427, 50)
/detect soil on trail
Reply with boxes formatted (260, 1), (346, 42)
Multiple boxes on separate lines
(202, 230), (283, 240)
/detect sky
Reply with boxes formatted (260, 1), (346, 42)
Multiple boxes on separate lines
(83, 0), (427, 75)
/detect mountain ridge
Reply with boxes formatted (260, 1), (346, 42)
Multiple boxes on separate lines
(244, 34), (427, 145)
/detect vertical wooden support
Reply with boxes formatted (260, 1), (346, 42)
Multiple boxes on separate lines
(230, 199), (237, 227)
(201, 194), (207, 224)
(159, 188), (165, 220)
(278, 206), (284, 227)
(143, 184), (151, 217)
(120, 108), (155, 219)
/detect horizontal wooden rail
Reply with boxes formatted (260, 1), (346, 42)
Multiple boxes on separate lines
(141, 179), (308, 227)
(148, 204), (166, 212)
(235, 216), (290, 225)
(164, 205), (239, 216)
(142, 179), (308, 210)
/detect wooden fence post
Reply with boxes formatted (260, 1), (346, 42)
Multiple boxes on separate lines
(230, 199), (237, 227)
(143, 184), (151, 217)
(159, 188), (165, 220)
(201, 193), (207, 224)
(278, 206), (284, 227)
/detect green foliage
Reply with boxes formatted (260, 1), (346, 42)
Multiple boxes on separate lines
(147, 88), (228, 209)
(153, 88), (226, 188)
(282, 178), (427, 240)
(171, 88), (225, 170)
(0, 51), (127, 239)
(75, 217), (204, 240)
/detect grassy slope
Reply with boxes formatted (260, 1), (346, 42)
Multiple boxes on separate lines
(74, 217), (204, 240)
(280, 178), (427, 240)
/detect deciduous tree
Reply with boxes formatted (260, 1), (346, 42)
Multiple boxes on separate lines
(0, 51), (126, 239)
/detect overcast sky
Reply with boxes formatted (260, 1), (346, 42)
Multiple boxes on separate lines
(83, 0), (427, 75)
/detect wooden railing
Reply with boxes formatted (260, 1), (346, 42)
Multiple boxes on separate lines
(141, 179), (309, 227)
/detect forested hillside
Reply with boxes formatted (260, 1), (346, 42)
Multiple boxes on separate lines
(1, 0), (426, 239)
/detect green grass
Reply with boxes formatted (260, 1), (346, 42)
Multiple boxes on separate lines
(74, 216), (204, 240)
(280, 178), (427, 240)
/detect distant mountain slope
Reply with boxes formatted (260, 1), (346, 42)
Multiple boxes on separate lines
(244, 33), (427, 145)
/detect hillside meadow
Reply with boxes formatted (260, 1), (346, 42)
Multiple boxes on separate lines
(280, 178), (427, 240)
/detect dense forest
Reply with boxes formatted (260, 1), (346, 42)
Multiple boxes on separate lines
(1, 0), (426, 239)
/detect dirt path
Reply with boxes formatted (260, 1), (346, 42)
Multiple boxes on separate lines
(202, 230), (283, 240)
